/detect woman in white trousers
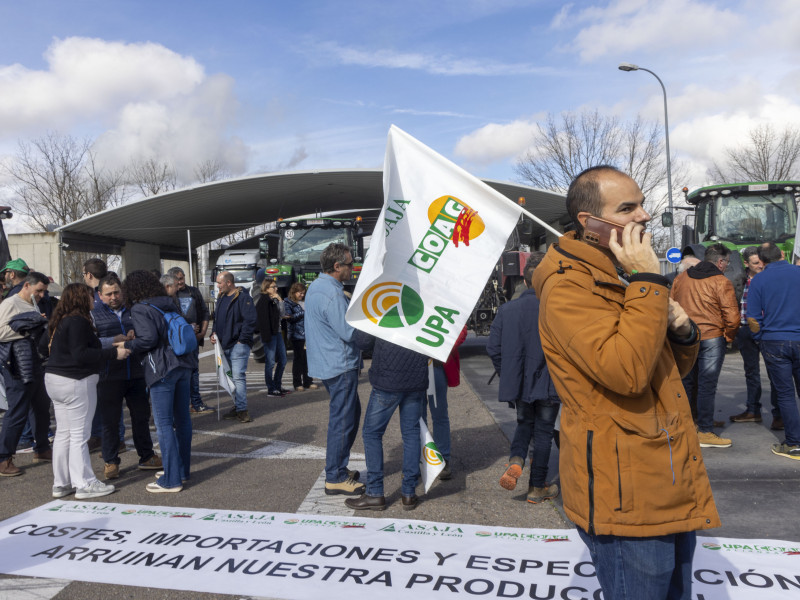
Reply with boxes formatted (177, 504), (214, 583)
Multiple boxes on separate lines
(45, 283), (128, 499)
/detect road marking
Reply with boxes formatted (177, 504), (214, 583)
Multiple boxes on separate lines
(0, 578), (70, 600)
(192, 429), (365, 461)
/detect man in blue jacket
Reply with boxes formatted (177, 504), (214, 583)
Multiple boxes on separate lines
(487, 252), (560, 503)
(210, 271), (257, 423)
(305, 243), (365, 496)
(93, 275), (161, 479)
(746, 242), (800, 460)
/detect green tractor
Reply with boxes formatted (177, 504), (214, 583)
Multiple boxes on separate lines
(678, 180), (799, 295)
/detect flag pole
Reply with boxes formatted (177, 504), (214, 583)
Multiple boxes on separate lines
(517, 206), (563, 238)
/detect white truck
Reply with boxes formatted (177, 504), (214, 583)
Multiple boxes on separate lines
(212, 249), (265, 297)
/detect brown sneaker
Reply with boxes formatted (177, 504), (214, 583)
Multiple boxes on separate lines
(697, 431), (732, 448)
(33, 449), (52, 463)
(527, 483), (559, 503)
(730, 411), (762, 423)
(324, 477), (365, 496)
(104, 463), (120, 479)
(236, 410), (252, 423)
(138, 455), (163, 470)
(0, 457), (21, 477)
(499, 456), (524, 490)
(771, 418), (785, 431)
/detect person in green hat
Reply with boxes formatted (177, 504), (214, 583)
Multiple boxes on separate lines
(3, 258), (30, 300)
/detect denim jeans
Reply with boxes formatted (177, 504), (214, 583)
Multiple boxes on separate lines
(363, 388), (424, 497)
(0, 371), (50, 460)
(322, 369), (361, 484)
(149, 367), (192, 488)
(423, 364), (450, 461)
(290, 339), (313, 389)
(98, 378), (154, 466)
(509, 399), (559, 487)
(264, 335), (287, 393)
(737, 326), (780, 417)
(578, 528), (696, 600)
(682, 336), (726, 432)
(760, 340), (800, 446)
(189, 347), (203, 409)
(224, 343), (251, 412)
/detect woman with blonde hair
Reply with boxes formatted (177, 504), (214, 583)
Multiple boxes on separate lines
(46, 283), (129, 500)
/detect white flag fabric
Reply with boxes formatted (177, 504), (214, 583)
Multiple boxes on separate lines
(419, 417), (445, 493)
(214, 342), (235, 397)
(794, 207), (800, 261)
(346, 125), (523, 361)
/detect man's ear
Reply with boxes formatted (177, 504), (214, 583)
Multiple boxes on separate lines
(576, 211), (592, 230)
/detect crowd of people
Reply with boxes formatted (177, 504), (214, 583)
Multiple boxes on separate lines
(1, 175), (799, 599)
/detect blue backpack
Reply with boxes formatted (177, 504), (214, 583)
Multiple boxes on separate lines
(143, 303), (198, 356)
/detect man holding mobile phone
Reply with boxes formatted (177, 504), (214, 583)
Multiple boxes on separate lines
(532, 165), (719, 599)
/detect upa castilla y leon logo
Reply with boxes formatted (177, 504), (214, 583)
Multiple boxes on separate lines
(362, 282), (425, 328)
(702, 542), (722, 551)
(423, 442), (444, 467)
(409, 196), (486, 274)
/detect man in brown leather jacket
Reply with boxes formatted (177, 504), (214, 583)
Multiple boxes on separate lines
(534, 165), (720, 599)
(671, 243), (740, 448)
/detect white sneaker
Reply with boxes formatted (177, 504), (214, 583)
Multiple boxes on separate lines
(147, 481), (182, 493)
(75, 480), (115, 499)
(52, 485), (76, 498)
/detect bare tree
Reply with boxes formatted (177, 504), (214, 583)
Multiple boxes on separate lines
(194, 158), (231, 183)
(514, 109), (686, 253)
(709, 124), (800, 182)
(130, 157), (177, 197)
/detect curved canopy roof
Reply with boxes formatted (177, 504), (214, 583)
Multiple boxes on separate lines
(59, 169), (566, 257)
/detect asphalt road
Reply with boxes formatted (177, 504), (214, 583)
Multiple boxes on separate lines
(1, 334), (798, 599)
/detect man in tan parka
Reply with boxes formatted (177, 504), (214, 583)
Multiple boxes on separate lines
(533, 166), (720, 599)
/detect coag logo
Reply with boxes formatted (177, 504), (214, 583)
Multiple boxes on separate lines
(409, 196), (486, 274)
(423, 442), (443, 467)
(361, 282), (424, 328)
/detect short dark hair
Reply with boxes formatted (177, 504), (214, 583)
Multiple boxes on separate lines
(566, 165), (623, 237)
(758, 242), (783, 265)
(320, 243), (352, 273)
(25, 271), (49, 287)
(742, 246), (759, 263)
(83, 258), (107, 280)
(704, 243), (731, 265)
(98, 274), (121, 292)
(218, 271), (234, 285)
(523, 251), (546, 287)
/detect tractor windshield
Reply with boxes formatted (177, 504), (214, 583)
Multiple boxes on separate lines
(697, 192), (798, 244)
(280, 227), (351, 265)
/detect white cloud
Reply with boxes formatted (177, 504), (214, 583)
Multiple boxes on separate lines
(0, 37), (248, 182)
(453, 119), (541, 165)
(312, 41), (553, 76)
(563, 0), (744, 62)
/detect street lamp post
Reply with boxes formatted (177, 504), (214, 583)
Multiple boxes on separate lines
(618, 63), (675, 251)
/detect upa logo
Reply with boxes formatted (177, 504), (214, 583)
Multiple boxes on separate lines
(361, 282), (424, 328)
(702, 542), (722, 551)
(423, 442), (444, 467)
(409, 196), (486, 273)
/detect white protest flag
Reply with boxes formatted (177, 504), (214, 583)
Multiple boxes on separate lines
(346, 125), (523, 361)
(419, 417), (445, 493)
(794, 206), (800, 262)
(214, 342), (235, 397)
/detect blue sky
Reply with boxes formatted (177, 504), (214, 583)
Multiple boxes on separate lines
(1, 0), (798, 211)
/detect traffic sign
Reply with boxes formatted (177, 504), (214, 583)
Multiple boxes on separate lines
(666, 247), (682, 263)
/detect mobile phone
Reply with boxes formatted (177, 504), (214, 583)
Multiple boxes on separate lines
(583, 216), (645, 249)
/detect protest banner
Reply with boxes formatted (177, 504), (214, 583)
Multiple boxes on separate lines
(0, 501), (798, 599)
(214, 342), (235, 397)
(346, 125), (524, 362)
(419, 418), (445, 493)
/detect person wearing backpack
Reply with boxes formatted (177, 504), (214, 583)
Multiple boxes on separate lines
(120, 270), (197, 493)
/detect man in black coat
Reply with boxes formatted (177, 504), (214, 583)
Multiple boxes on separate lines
(487, 252), (560, 504)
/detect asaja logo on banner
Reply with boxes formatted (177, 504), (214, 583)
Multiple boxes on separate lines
(423, 442), (444, 467)
(409, 196), (485, 274)
(361, 282), (424, 328)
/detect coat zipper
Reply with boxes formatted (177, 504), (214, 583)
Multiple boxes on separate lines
(587, 430), (595, 535)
